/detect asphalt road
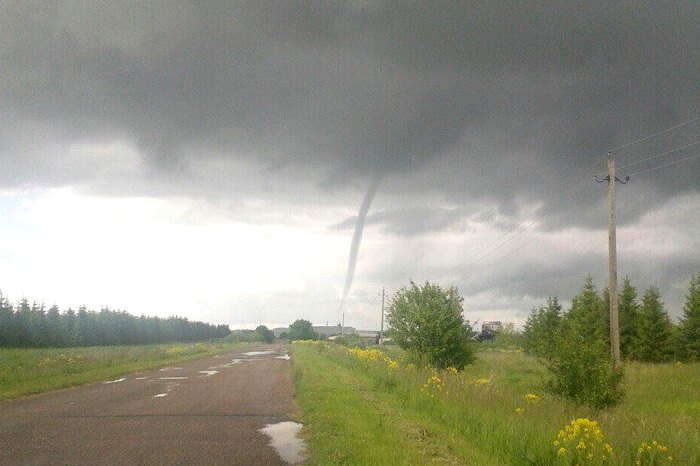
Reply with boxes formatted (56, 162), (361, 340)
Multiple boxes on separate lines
(0, 344), (301, 466)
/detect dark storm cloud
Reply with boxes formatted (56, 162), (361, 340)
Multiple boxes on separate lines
(1, 1), (698, 226)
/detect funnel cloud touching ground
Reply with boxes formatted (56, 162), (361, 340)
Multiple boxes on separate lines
(0, 2), (698, 329)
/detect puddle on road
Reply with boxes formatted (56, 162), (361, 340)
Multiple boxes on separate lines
(198, 370), (219, 377)
(275, 354), (291, 361)
(154, 381), (180, 398)
(103, 377), (126, 384)
(135, 377), (148, 380)
(209, 359), (244, 369)
(260, 421), (306, 465)
(159, 367), (183, 372)
(242, 350), (275, 357)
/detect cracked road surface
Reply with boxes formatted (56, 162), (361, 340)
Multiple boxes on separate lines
(0, 344), (299, 465)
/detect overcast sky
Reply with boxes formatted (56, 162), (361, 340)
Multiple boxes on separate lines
(1, 1), (698, 330)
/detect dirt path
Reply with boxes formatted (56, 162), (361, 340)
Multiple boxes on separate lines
(0, 344), (300, 465)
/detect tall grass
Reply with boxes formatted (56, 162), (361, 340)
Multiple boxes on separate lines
(292, 342), (700, 465)
(0, 339), (244, 400)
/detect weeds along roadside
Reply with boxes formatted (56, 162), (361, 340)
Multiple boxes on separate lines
(291, 341), (699, 466)
(0, 339), (250, 400)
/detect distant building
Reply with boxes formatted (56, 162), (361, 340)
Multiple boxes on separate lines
(328, 329), (381, 344)
(482, 321), (503, 333)
(356, 330), (380, 344)
(314, 326), (356, 338)
(271, 325), (355, 338)
(472, 329), (496, 342)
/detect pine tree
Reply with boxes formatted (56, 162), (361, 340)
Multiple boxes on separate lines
(46, 305), (64, 347)
(678, 275), (700, 360)
(601, 287), (611, 349)
(567, 276), (606, 345)
(523, 297), (561, 357)
(75, 306), (94, 346)
(15, 298), (32, 347)
(636, 286), (674, 362)
(63, 308), (77, 346)
(546, 281), (623, 408)
(0, 291), (17, 347)
(522, 307), (540, 354)
(618, 276), (640, 359)
(0, 290), (230, 348)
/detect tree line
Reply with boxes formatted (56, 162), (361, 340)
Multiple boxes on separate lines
(0, 291), (230, 348)
(518, 275), (699, 407)
(523, 275), (700, 362)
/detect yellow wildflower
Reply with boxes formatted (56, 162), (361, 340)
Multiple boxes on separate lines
(554, 418), (610, 464)
(346, 348), (383, 363)
(469, 378), (490, 386)
(635, 440), (673, 464)
(421, 374), (445, 398)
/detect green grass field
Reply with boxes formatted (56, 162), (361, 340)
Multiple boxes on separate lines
(291, 342), (700, 466)
(0, 339), (244, 400)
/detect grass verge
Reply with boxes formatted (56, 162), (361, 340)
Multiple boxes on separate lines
(291, 342), (700, 465)
(0, 339), (245, 400)
(292, 342), (503, 465)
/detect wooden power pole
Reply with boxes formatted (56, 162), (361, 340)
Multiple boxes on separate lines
(341, 309), (345, 338)
(606, 152), (621, 369)
(596, 152), (627, 370)
(379, 287), (385, 345)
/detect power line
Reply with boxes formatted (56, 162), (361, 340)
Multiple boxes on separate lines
(466, 147), (601, 267)
(475, 141), (697, 270)
(627, 152), (700, 177)
(471, 219), (538, 265)
(463, 118), (699, 277)
(616, 140), (700, 171)
(480, 230), (547, 269)
(607, 116), (700, 153)
(469, 151), (596, 268)
(470, 216), (537, 261)
(466, 206), (540, 263)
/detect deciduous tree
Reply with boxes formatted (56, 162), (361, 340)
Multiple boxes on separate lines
(255, 325), (275, 343)
(386, 281), (474, 369)
(288, 319), (316, 341)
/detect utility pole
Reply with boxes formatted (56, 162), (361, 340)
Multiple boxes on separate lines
(607, 152), (621, 370)
(596, 152), (628, 370)
(379, 287), (385, 345)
